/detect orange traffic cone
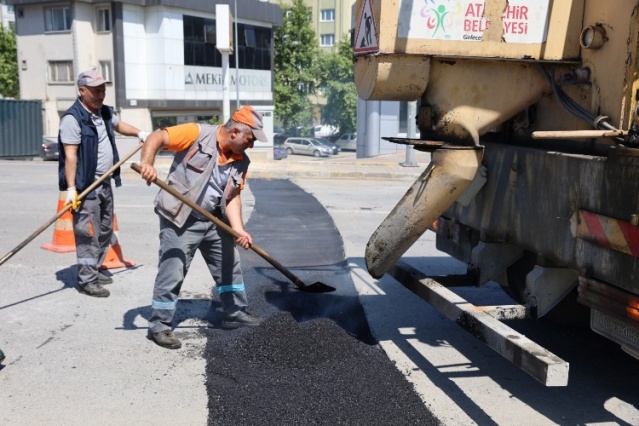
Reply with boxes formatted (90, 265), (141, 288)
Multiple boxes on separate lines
(41, 192), (76, 253)
(99, 214), (136, 270)
(42, 193), (136, 270)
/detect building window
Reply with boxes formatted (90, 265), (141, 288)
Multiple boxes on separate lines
(96, 7), (111, 32)
(320, 34), (335, 47)
(7, 5), (14, 14)
(183, 15), (272, 71)
(184, 15), (220, 68)
(45, 6), (72, 32)
(399, 101), (408, 134)
(320, 9), (335, 22)
(99, 61), (112, 82)
(48, 61), (73, 83)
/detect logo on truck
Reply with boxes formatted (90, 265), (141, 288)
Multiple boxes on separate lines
(403, 0), (550, 44)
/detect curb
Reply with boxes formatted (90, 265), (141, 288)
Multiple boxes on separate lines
(120, 151), (430, 181)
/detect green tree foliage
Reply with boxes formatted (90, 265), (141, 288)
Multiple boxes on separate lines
(317, 37), (357, 133)
(273, 0), (319, 133)
(0, 25), (19, 99)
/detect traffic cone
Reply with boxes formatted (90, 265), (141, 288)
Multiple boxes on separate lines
(99, 214), (136, 270)
(41, 192), (76, 253)
(42, 193), (136, 269)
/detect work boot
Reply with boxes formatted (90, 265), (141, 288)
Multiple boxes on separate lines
(151, 330), (182, 349)
(79, 281), (110, 298)
(97, 271), (113, 285)
(222, 310), (262, 329)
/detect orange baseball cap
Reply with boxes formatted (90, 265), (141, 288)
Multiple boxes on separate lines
(232, 106), (268, 142)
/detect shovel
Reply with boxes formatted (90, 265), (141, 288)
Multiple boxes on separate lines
(130, 163), (335, 293)
(0, 143), (144, 267)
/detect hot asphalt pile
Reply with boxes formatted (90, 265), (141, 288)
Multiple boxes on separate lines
(205, 313), (438, 425)
(200, 179), (439, 425)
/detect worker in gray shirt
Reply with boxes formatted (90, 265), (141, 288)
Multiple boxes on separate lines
(58, 68), (148, 298)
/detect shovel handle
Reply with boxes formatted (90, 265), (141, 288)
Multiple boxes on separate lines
(130, 163), (308, 289)
(0, 142), (144, 267)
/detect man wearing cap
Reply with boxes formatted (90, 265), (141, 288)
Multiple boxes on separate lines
(58, 68), (149, 298)
(137, 106), (267, 349)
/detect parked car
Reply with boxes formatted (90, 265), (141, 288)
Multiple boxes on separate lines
(273, 144), (288, 160)
(40, 137), (59, 161)
(313, 137), (340, 155)
(335, 132), (357, 151)
(284, 137), (333, 157)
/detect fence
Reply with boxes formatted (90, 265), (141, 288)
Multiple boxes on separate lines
(0, 99), (43, 158)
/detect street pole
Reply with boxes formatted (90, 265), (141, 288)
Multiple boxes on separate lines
(401, 101), (418, 167)
(216, 4), (232, 122)
(222, 52), (230, 122)
(234, 0), (240, 110)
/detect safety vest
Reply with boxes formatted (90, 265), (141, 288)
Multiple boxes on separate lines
(57, 98), (120, 196)
(154, 125), (250, 228)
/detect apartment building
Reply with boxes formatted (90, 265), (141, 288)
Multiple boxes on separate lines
(270, 0), (353, 50)
(308, 0), (354, 50)
(7, 0), (282, 143)
(0, 1), (15, 30)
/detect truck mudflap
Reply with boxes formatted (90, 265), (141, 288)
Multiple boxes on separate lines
(365, 146), (484, 279)
(388, 261), (570, 387)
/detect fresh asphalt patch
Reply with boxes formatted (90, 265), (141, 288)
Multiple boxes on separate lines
(201, 179), (439, 425)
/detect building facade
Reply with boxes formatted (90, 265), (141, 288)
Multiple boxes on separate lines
(271, 0), (353, 50)
(0, 1), (15, 30)
(8, 0), (282, 143)
(306, 0), (354, 50)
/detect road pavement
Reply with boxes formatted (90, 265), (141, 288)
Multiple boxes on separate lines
(1, 148), (638, 425)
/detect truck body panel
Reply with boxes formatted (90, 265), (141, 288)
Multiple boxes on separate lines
(354, 0), (639, 384)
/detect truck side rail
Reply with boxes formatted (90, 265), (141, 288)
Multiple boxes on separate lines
(387, 261), (569, 387)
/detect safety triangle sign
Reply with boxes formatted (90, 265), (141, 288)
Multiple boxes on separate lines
(354, 0), (378, 53)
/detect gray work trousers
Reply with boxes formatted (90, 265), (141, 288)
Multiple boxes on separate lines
(149, 214), (247, 334)
(72, 182), (113, 286)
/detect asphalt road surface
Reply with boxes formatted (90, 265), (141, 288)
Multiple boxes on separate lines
(1, 158), (638, 425)
(202, 179), (437, 425)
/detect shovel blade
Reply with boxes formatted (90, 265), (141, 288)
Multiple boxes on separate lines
(299, 282), (336, 293)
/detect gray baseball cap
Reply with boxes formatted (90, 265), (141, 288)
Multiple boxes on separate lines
(77, 68), (110, 87)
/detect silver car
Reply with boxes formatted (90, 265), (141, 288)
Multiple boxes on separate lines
(335, 133), (357, 151)
(313, 138), (340, 155)
(284, 137), (333, 157)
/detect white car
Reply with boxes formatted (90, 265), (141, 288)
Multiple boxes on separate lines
(313, 125), (338, 138)
(335, 133), (357, 151)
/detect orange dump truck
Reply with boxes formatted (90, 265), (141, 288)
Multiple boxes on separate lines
(355, 0), (639, 386)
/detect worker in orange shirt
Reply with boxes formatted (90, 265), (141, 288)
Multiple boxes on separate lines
(137, 106), (267, 349)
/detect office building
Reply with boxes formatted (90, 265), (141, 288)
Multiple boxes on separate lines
(8, 0), (282, 142)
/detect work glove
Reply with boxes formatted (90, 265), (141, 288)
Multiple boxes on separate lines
(137, 131), (149, 142)
(65, 187), (81, 211)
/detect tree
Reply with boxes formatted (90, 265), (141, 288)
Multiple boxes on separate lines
(317, 37), (357, 133)
(0, 25), (19, 99)
(273, 0), (319, 133)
